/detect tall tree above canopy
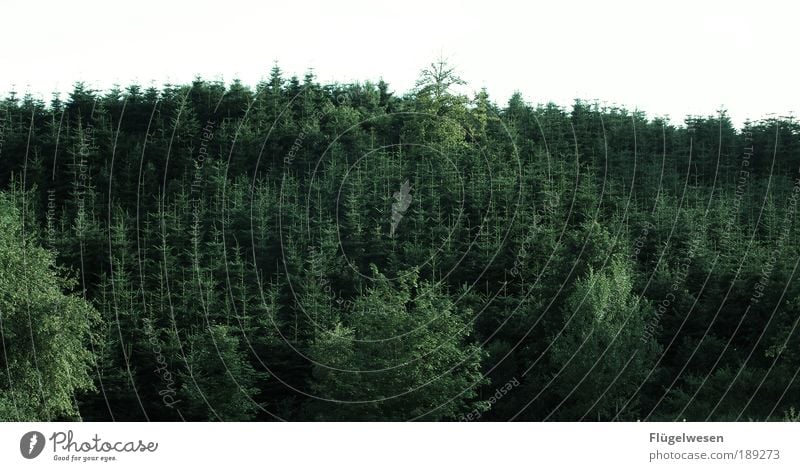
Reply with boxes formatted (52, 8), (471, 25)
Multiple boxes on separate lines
(408, 59), (470, 151)
(415, 58), (466, 102)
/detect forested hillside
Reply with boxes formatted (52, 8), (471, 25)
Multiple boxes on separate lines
(1, 61), (798, 421)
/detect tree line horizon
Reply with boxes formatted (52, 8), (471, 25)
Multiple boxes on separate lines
(0, 60), (798, 421)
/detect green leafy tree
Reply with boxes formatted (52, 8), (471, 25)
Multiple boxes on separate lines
(308, 267), (487, 420)
(0, 194), (99, 420)
(546, 257), (660, 420)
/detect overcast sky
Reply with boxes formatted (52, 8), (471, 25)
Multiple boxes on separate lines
(1, 0), (797, 127)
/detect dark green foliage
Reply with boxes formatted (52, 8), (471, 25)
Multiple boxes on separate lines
(0, 65), (799, 421)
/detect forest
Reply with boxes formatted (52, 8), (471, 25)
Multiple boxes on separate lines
(0, 61), (798, 421)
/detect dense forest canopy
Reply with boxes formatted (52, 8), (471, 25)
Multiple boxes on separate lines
(0, 61), (798, 421)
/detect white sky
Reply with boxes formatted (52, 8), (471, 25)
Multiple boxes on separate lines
(1, 0), (797, 127)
